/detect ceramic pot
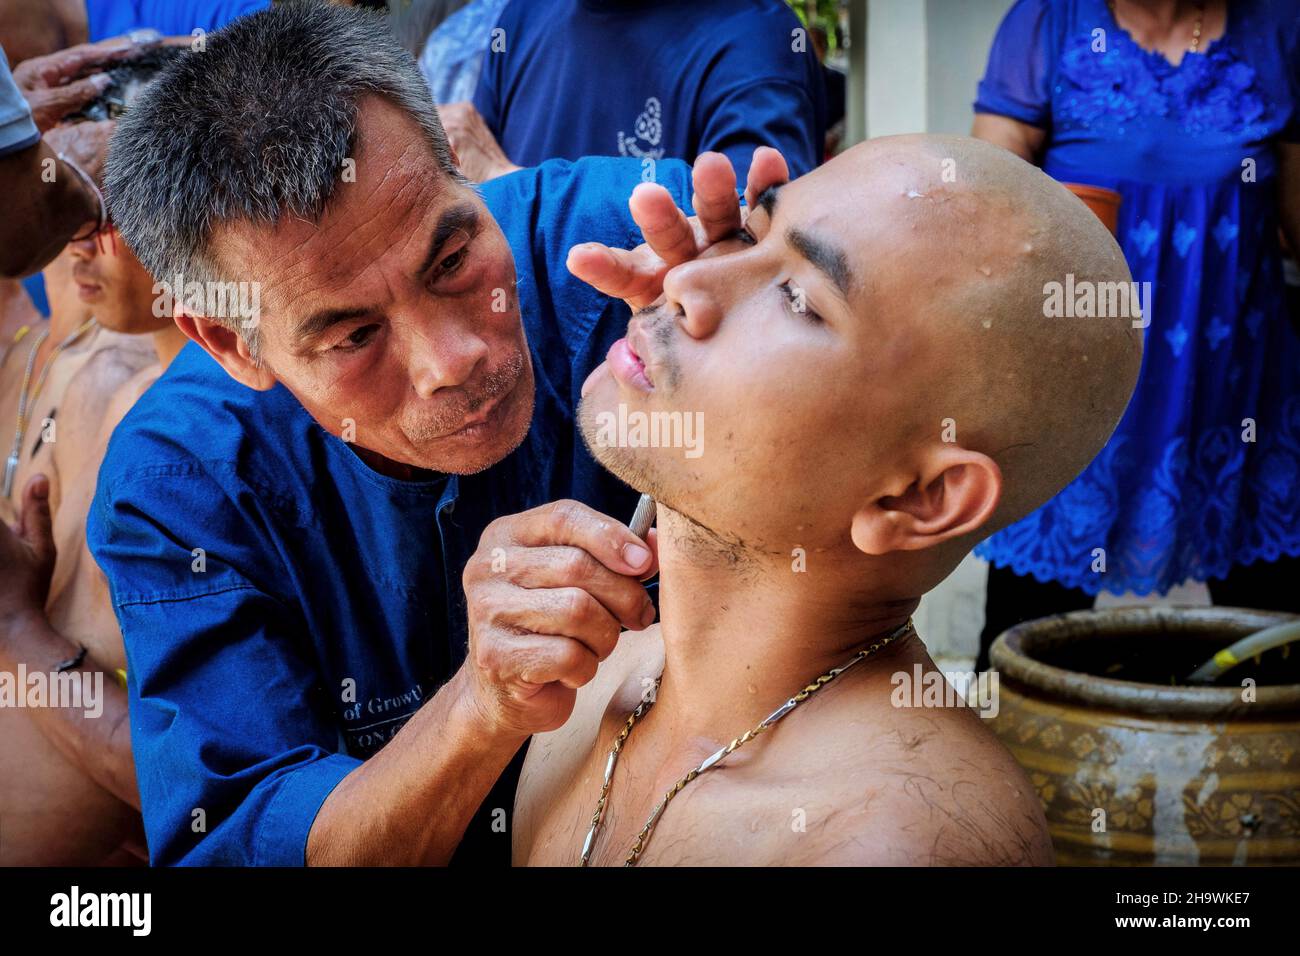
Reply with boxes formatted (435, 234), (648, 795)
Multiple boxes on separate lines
(990, 606), (1300, 865)
(1063, 182), (1121, 235)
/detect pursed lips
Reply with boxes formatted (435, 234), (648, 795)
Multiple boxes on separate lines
(435, 385), (510, 440)
(626, 319), (657, 387)
(72, 266), (103, 290)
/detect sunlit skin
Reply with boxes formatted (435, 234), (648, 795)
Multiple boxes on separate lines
(0, 249), (92, 526)
(514, 135), (1140, 866)
(0, 230), (163, 865)
(46, 227), (181, 661)
(191, 95), (535, 480)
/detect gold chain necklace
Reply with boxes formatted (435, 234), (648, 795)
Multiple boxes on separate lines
(3, 318), (97, 497)
(1108, 0), (1206, 54)
(578, 618), (915, 866)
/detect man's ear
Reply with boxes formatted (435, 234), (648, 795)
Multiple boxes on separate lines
(850, 445), (1002, 555)
(174, 309), (277, 391)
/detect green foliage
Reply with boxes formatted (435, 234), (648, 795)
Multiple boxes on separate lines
(787, 0), (843, 53)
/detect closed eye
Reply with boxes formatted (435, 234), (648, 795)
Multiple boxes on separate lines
(781, 281), (823, 325)
(334, 323), (381, 352)
(438, 245), (468, 275)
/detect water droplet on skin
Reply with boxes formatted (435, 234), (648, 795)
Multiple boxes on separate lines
(905, 188), (925, 199)
(1022, 242), (1034, 253)
(981, 318), (993, 329)
(747, 684), (758, 694)
(978, 264), (992, 276)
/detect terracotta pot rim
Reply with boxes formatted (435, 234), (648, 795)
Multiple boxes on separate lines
(1060, 182), (1122, 204)
(989, 605), (1300, 717)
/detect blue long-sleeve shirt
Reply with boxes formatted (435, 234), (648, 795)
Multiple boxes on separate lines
(473, 0), (826, 183)
(87, 156), (691, 866)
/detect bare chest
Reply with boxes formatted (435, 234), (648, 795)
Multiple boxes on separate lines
(0, 347), (96, 519)
(524, 720), (842, 867)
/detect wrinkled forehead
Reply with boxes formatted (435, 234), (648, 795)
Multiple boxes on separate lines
(205, 102), (456, 315)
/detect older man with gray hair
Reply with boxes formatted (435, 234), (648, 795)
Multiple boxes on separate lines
(0, 1), (787, 865)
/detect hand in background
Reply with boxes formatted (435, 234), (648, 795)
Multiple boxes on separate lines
(14, 30), (161, 131)
(43, 118), (115, 188)
(0, 475), (56, 632)
(439, 100), (521, 182)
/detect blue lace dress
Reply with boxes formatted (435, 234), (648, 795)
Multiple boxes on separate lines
(972, 0), (1300, 596)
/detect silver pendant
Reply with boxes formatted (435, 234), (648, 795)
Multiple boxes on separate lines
(2, 453), (18, 498)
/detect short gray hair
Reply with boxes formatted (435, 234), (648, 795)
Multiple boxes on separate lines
(105, 0), (460, 357)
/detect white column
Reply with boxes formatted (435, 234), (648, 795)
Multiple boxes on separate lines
(865, 0), (928, 137)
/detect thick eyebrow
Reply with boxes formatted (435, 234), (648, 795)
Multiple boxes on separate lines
(291, 201), (482, 348)
(416, 201), (480, 276)
(752, 184), (852, 300)
(756, 184), (782, 217)
(785, 226), (853, 300)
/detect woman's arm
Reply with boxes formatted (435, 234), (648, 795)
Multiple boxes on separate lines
(971, 113), (1047, 165)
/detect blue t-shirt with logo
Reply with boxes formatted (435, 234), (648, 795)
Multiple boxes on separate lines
(87, 156), (691, 866)
(473, 0), (825, 183)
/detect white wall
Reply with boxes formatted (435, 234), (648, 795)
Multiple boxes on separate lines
(860, 0), (1012, 138)
(864, 0), (927, 138)
(926, 0), (1014, 134)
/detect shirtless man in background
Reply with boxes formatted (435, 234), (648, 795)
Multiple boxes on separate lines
(0, 242), (147, 524)
(0, 224), (168, 864)
(0, 280), (40, 362)
(515, 135), (1142, 866)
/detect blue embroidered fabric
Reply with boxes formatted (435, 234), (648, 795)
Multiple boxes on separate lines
(973, 0), (1300, 595)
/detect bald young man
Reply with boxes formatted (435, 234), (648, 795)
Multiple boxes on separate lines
(515, 135), (1143, 866)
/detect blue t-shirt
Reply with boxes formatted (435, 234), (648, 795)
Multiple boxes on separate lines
(88, 156), (692, 866)
(473, 0), (825, 183)
(86, 0), (270, 40)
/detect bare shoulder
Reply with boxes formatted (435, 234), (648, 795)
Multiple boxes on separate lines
(790, 660), (1054, 866)
(513, 623), (664, 860)
(98, 362), (162, 442)
(51, 341), (156, 487)
(59, 340), (155, 442)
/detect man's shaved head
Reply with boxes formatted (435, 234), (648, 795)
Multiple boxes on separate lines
(580, 134), (1142, 598)
(866, 134), (1141, 531)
